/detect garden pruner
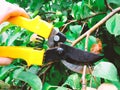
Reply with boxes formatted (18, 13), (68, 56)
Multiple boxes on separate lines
(0, 16), (103, 71)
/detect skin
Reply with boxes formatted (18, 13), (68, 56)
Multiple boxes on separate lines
(0, 0), (29, 65)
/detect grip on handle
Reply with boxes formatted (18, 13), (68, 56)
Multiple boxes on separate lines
(8, 16), (53, 39)
(0, 46), (45, 66)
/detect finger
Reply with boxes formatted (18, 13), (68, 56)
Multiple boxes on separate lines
(0, 57), (13, 66)
(8, 6), (30, 18)
(18, 8), (29, 18)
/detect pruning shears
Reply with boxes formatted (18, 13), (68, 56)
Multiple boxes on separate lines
(0, 16), (103, 72)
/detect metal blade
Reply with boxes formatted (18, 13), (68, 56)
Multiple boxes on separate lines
(62, 60), (83, 73)
(62, 60), (91, 73)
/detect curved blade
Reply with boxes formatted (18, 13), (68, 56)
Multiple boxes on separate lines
(60, 44), (104, 64)
(62, 60), (90, 73)
(62, 60), (83, 73)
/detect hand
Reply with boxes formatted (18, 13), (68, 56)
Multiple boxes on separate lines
(0, 0), (29, 24)
(0, 57), (13, 66)
(0, 0), (29, 65)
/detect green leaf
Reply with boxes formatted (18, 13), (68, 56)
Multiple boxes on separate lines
(76, 36), (97, 51)
(42, 83), (56, 90)
(43, 83), (52, 90)
(111, 81), (120, 89)
(0, 23), (14, 34)
(6, 29), (24, 46)
(54, 22), (64, 28)
(72, 2), (82, 20)
(93, 0), (105, 11)
(88, 14), (106, 27)
(61, 16), (67, 22)
(0, 65), (17, 80)
(11, 67), (24, 78)
(14, 71), (42, 90)
(65, 31), (76, 41)
(28, 65), (40, 74)
(93, 62), (118, 81)
(63, 73), (81, 89)
(65, 25), (82, 42)
(72, 1), (91, 20)
(106, 14), (120, 36)
(107, 0), (120, 6)
(5, 67), (24, 84)
(47, 66), (62, 85)
(69, 25), (82, 36)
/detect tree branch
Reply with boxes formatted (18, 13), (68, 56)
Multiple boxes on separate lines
(72, 7), (120, 46)
(80, 12), (106, 21)
(61, 20), (77, 32)
(61, 12), (105, 32)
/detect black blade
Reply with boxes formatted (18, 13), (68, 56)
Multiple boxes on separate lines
(44, 47), (64, 62)
(60, 44), (103, 64)
(44, 44), (104, 64)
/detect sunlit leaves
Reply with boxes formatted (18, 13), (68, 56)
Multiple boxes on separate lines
(72, 1), (91, 20)
(93, 62), (118, 81)
(93, 0), (105, 11)
(65, 25), (82, 41)
(62, 73), (81, 90)
(0, 65), (17, 80)
(107, 0), (120, 8)
(106, 14), (120, 36)
(14, 71), (42, 90)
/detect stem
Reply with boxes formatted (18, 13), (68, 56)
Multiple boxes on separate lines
(61, 20), (77, 32)
(88, 65), (100, 87)
(81, 65), (87, 90)
(61, 12), (105, 32)
(81, 35), (90, 90)
(72, 7), (120, 46)
(80, 12), (106, 21)
(104, 0), (113, 11)
(85, 34), (90, 51)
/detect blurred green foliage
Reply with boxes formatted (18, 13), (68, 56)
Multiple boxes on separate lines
(0, 0), (120, 90)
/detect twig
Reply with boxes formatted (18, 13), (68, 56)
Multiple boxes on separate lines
(38, 65), (52, 77)
(72, 7), (120, 46)
(104, 0), (113, 11)
(85, 33), (90, 51)
(42, 73), (46, 83)
(80, 12), (106, 21)
(66, 39), (73, 43)
(61, 12), (105, 33)
(87, 65), (100, 87)
(81, 34), (90, 90)
(81, 65), (87, 90)
(81, 22), (86, 34)
(61, 20), (77, 32)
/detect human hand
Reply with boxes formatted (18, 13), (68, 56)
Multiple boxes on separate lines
(0, 0), (29, 24)
(0, 0), (29, 65)
(0, 57), (13, 65)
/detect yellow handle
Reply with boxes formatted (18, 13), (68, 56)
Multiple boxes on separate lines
(0, 46), (45, 66)
(8, 16), (53, 39)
